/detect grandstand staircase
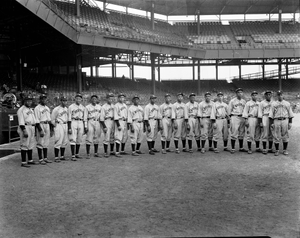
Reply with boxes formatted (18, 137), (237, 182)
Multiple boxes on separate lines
(230, 66), (300, 81)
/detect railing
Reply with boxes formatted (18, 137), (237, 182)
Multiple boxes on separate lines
(8, 114), (20, 143)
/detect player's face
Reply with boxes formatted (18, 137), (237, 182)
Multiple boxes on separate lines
(150, 98), (157, 104)
(265, 93), (272, 101)
(165, 96), (171, 104)
(61, 100), (67, 107)
(218, 95), (223, 101)
(75, 97), (82, 104)
(40, 98), (47, 105)
(205, 95), (211, 102)
(251, 94), (257, 101)
(91, 97), (97, 104)
(177, 95), (183, 102)
(189, 96), (195, 103)
(107, 97), (113, 104)
(133, 98), (139, 105)
(236, 91), (243, 98)
(119, 96), (125, 103)
(25, 99), (32, 107)
(277, 94), (283, 101)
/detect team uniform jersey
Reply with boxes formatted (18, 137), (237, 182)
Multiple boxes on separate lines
(228, 97), (246, 140)
(211, 101), (229, 142)
(114, 102), (128, 144)
(160, 103), (174, 142)
(243, 100), (261, 143)
(34, 104), (51, 149)
(128, 105), (144, 144)
(51, 105), (69, 149)
(172, 102), (188, 140)
(100, 103), (115, 145)
(85, 104), (102, 145)
(68, 103), (87, 145)
(17, 105), (37, 150)
(198, 101), (214, 140)
(186, 101), (200, 140)
(144, 103), (161, 142)
(269, 100), (294, 143)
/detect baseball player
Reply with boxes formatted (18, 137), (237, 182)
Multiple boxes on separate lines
(34, 94), (53, 164)
(99, 93), (115, 157)
(228, 88), (247, 154)
(172, 93), (188, 154)
(17, 95), (37, 167)
(198, 92), (214, 153)
(68, 94), (87, 161)
(186, 93), (200, 152)
(144, 95), (162, 155)
(51, 96), (69, 162)
(258, 90), (274, 154)
(159, 94), (174, 154)
(114, 93), (128, 157)
(85, 95), (102, 159)
(211, 92), (230, 152)
(242, 91), (261, 154)
(128, 95), (144, 156)
(269, 91), (294, 156)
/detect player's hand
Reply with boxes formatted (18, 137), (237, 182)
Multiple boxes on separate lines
(50, 130), (54, 137)
(159, 126), (163, 131)
(260, 123), (263, 128)
(270, 124), (275, 130)
(173, 123), (178, 130)
(147, 125), (151, 133)
(40, 130), (45, 137)
(213, 123), (217, 130)
(103, 127), (108, 133)
(186, 124), (190, 132)
(23, 130), (28, 138)
(84, 127), (88, 134)
(200, 123), (204, 128)
(227, 122), (231, 129)
(118, 126), (122, 131)
(288, 123), (292, 130)
(245, 121), (249, 128)
(68, 129), (72, 135)
(130, 125), (134, 133)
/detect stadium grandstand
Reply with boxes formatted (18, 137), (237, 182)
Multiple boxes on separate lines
(0, 0), (300, 143)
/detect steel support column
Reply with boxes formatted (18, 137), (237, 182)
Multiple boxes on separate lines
(192, 60), (195, 81)
(131, 53), (134, 81)
(75, 0), (80, 17)
(157, 56), (161, 83)
(286, 58), (289, 80)
(216, 60), (219, 80)
(151, 2), (155, 30)
(76, 45), (82, 93)
(278, 59), (282, 90)
(238, 61), (242, 80)
(278, 9), (282, 34)
(197, 60), (201, 95)
(112, 55), (115, 78)
(262, 59), (265, 80)
(151, 53), (156, 95)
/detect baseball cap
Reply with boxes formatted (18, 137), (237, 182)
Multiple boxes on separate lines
(150, 95), (157, 99)
(204, 92), (211, 96)
(132, 95), (140, 100)
(251, 91), (258, 96)
(39, 94), (47, 99)
(235, 88), (243, 93)
(177, 92), (184, 97)
(264, 90), (272, 95)
(277, 90), (283, 95)
(118, 93), (126, 98)
(106, 93), (114, 98)
(75, 93), (83, 98)
(91, 95), (98, 99)
(60, 96), (67, 101)
(189, 93), (196, 97)
(165, 93), (171, 97)
(24, 94), (33, 101)
(217, 92), (224, 96)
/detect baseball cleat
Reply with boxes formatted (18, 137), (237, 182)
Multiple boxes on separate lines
(256, 148), (262, 153)
(60, 156), (66, 161)
(120, 151), (129, 155)
(214, 148), (219, 153)
(161, 150), (167, 154)
(131, 152), (139, 156)
(283, 150), (289, 155)
(201, 148), (205, 154)
(54, 158), (61, 163)
(21, 164), (30, 168)
(39, 160), (47, 165)
(239, 148), (247, 152)
(136, 150), (144, 154)
(104, 153), (109, 158)
(149, 151), (155, 155)
(75, 155), (83, 159)
(247, 150), (253, 154)
(86, 154), (91, 159)
(224, 147), (229, 152)
(28, 160), (38, 165)
(268, 149), (275, 153)
(110, 152), (116, 156)
(262, 149), (268, 154)
(152, 148), (159, 153)
(230, 149), (236, 154)
(197, 148), (202, 152)
(175, 149), (180, 154)
(71, 157), (77, 161)
(166, 149), (173, 152)
(44, 159), (52, 163)
(182, 148), (188, 152)
(115, 153), (122, 158)
(209, 147), (214, 152)
(189, 149), (193, 153)
(94, 153), (101, 158)
(274, 150), (280, 156)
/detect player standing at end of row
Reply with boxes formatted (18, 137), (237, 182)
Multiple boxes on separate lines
(128, 95), (144, 156)
(199, 92), (214, 153)
(186, 93), (200, 152)
(211, 92), (229, 152)
(173, 93), (188, 154)
(258, 90), (274, 154)
(144, 95), (161, 155)
(68, 94), (87, 161)
(17, 95), (37, 167)
(114, 93), (128, 157)
(100, 93), (115, 157)
(160, 94), (174, 154)
(243, 91), (261, 154)
(51, 96), (68, 162)
(34, 94), (52, 164)
(85, 95), (102, 159)
(228, 88), (247, 154)
(269, 91), (294, 156)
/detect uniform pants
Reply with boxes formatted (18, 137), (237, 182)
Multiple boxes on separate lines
(103, 119), (114, 145)
(69, 120), (84, 145)
(18, 125), (36, 150)
(54, 123), (68, 149)
(86, 119), (101, 145)
(246, 117), (261, 142)
(200, 118), (213, 141)
(146, 119), (158, 142)
(273, 119), (289, 143)
(213, 118), (228, 141)
(230, 116), (245, 140)
(129, 121), (144, 144)
(261, 116), (273, 142)
(36, 123), (50, 149)
(187, 117), (200, 140)
(161, 118), (172, 142)
(114, 120), (128, 144)
(174, 118), (186, 141)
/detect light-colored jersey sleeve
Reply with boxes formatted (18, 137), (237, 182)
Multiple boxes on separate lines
(287, 103), (294, 118)
(228, 100), (233, 115)
(269, 103), (274, 119)
(17, 108), (25, 126)
(68, 105), (72, 121)
(197, 103), (203, 118)
(157, 106), (162, 120)
(127, 107), (133, 124)
(114, 104), (120, 120)
(51, 107), (58, 125)
(34, 106), (41, 123)
(144, 105), (149, 120)
(258, 102), (263, 118)
(184, 104), (188, 119)
(242, 102), (249, 118)
(100, 106), (105, 122)
(210, 103), (216, 120)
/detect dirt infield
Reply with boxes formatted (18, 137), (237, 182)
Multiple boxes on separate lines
(0, 115), (300, 238)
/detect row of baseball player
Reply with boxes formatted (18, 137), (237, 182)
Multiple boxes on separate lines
(17, 88), (294, 167)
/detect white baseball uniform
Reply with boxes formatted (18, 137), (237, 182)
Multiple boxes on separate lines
(228, 98), (246, 140)
(114, 102), (128, 144)
(159, 103), (174, 142)
(17, 105), (37, 150)
(68, 103), (87, 145)
(100, 103), (115, 145)
(128, 105), (144, 144)
(243, 100), (261, 142)
(258, 100), (273, 142)
(34, 104), (51, 149)
(211, 101), (229, 142)
(172, 102), (188, 141)
(186, 101), (200, 140)
(144, 103), (161, 142)
(51, 105), (69, 149)
(86, 103), (102, 145)
(198, 100), (214, 141)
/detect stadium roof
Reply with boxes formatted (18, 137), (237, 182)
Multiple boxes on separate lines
(103, 0), (299, 16)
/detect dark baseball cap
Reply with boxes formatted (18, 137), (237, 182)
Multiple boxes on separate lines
(204, 92), (211, 96)
(251, 91), (258, 96)
(132, 95), (140, 100)
(150, 95), (157, 99)
(177, 92), (184, 97)
(39, 94), (47, 99)
(217, 92), (224, 96)
(189, 93), (196, 97)
(75, 93), (83, 98)
(91, 95), (98, 99)
(264, 90), (272, 95)
(235, 88), (243, 93)
(106, 93), (114, 98)
(60, 96), (67, 101)
(277, 90), (283, 95)
(165, 93), (171, 97)
(118, 93), (126, 98)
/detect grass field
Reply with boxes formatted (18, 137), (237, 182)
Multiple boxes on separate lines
(0, 115), (300, 238)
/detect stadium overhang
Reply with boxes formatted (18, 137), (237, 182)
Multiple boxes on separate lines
(102, 0), (299, 16)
